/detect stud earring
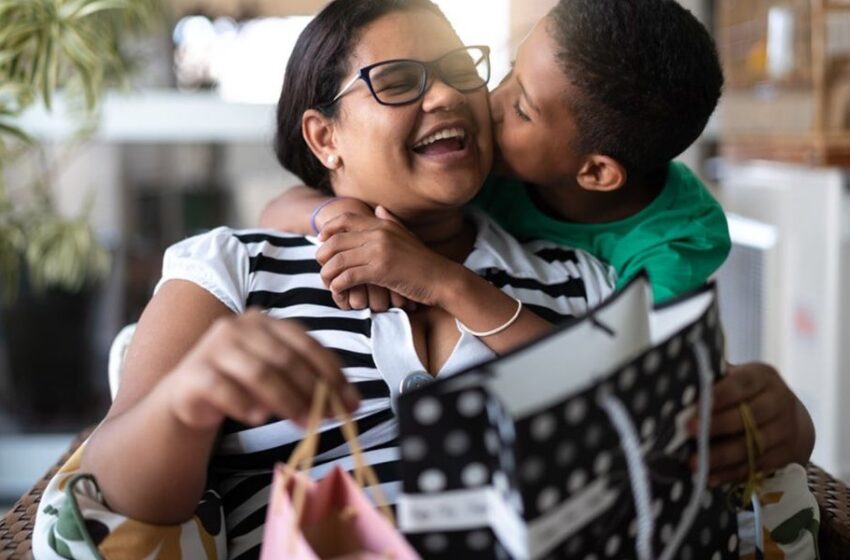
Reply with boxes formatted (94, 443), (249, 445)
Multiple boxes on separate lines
(327, 154), (340, 169)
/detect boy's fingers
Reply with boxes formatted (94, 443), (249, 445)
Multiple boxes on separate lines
(320, 213), (379, 240)
(315, 232), (367, 265)
(321, 250), (370, 288)
(347, 286), (369, 310)
(329, 265), (374, 296)
(390, 291), (407, 310)
(374, 205), (405, 229)
(367, 285), (390, 313)
(333, 289), (353, 311)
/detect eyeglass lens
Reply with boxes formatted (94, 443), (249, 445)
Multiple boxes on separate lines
(368, 47), (489, 105)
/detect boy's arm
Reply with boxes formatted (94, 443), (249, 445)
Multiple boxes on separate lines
(259, 186), (373, 234)
(617, 233), (732, 303)
(260, 187), (411, 311)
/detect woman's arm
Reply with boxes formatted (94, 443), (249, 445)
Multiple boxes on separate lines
(80, 281), (354, 524)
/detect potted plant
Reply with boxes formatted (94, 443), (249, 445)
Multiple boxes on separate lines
(0, 0), (163, 426)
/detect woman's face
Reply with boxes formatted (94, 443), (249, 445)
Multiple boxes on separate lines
(327, 10), (492, 221)
(489, 17), (586, 189)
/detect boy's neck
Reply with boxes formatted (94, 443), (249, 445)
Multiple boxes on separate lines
(531, 166), (668, 225)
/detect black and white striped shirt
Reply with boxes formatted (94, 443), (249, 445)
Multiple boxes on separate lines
(157, 210), (615, 559)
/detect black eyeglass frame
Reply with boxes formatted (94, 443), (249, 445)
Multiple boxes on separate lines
(321, 45), (491, 109)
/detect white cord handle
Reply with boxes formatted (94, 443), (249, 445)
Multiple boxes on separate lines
(597, 338), (715, 560)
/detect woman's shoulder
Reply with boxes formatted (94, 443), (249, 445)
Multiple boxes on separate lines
(158, 227), (321, 315)
(167, 227), (315, 254)
(467, 210), (616, 308)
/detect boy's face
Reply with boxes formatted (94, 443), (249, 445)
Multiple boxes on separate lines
(490, 17), (586, 189)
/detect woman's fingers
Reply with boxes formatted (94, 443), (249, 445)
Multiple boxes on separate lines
(708, 444), (795, 487)
(265, 319), (359, 413)
(197, 368), (269, 426)
(212, 338), (312, 422)
(712, 365), (770, 412)
(708, 387), (784, 438)
(693, 416), (789, 480)
(175, 364), (266, 429)
(168, 313), (356, 430)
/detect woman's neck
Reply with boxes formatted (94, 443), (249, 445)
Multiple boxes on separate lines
(405, 210), (477, 263)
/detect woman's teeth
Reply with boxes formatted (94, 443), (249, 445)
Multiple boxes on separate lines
(413, 127), (466, 150)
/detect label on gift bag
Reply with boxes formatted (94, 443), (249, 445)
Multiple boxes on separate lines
(397, 276), (737, 560)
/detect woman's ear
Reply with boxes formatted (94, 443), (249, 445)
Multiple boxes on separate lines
(302, 109), (341, 170)
(575, 154), (627, 192)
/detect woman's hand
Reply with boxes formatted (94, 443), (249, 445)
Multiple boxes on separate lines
(158, 310), (359, 430)
(688, 362), (815, 486)
(316, 207), (462, 308)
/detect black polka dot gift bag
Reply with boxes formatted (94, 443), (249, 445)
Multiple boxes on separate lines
(396, 275), (737, 560)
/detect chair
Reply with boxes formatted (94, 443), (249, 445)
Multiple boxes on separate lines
(4, 326), (850, 559)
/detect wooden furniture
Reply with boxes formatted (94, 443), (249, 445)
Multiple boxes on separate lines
(2, 428), (850, 559)
(716, 0), (850, 165)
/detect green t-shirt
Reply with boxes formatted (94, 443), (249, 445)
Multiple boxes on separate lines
(473, 162), (731, 302)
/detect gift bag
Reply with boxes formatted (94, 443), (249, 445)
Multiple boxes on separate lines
(397, 276), (737, 560)
(261, 383), (419, 560)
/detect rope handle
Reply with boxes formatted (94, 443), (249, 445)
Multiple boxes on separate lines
(277, 381), (395, 548)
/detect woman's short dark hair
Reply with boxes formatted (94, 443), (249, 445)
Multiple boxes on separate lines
(548, 0), (724, 176)
(274, 0), (450, 193)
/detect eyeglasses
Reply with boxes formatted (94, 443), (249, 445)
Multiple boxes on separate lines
(323, 45), (491, 108)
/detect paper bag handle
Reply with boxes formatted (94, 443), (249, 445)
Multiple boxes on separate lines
(281, 381), (396, 529)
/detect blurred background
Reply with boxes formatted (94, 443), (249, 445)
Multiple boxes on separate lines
(0, 0), (848, 513)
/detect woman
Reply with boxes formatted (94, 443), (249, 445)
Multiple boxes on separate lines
(33, 1), (614, 558)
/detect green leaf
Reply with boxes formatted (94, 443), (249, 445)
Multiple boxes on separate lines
(771, 507), (816, 545)
(0, 120), (32, 144)
(71, 0), (132, 20)
(41, 30), (58, 111)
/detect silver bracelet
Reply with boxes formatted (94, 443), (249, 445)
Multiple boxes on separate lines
(458, 296), (523, 338)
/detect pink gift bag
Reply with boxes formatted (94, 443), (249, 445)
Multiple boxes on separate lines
(260, 383), (419, 560)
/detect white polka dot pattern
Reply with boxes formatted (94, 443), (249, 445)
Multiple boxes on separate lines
(396, 283), (737, 559)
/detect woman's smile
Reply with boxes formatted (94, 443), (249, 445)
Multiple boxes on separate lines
(411, 121), (475, 165)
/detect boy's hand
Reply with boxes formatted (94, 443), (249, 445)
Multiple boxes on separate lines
(688, 362), (815, 486)
(313, 197), (373, 233)
(318, 207), (416, 313)
(316, 207), (461, 308)
(158, 310), (359, 430)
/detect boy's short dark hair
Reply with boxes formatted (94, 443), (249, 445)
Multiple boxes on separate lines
(548, 0), (724, 176)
